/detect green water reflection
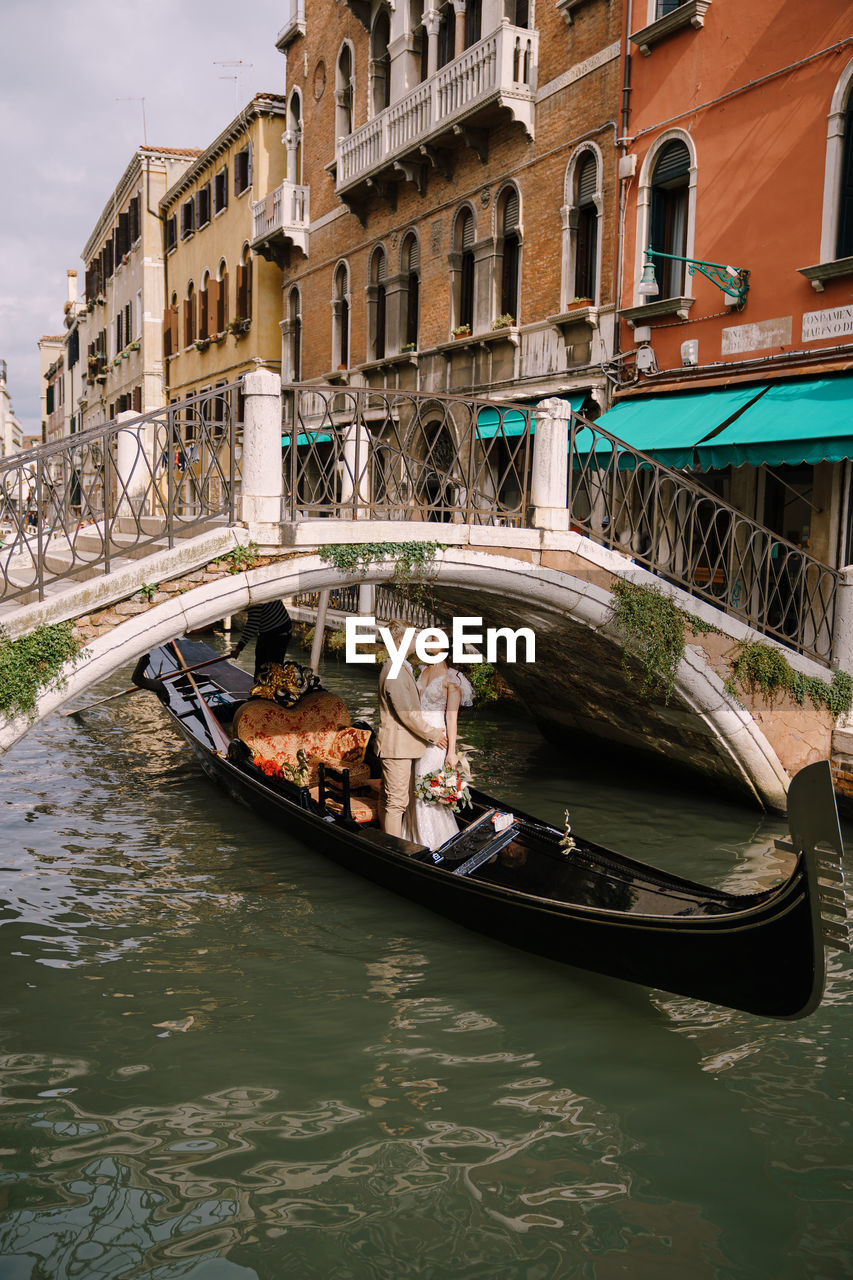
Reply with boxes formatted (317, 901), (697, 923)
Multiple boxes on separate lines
(0, 642), (851, 1279)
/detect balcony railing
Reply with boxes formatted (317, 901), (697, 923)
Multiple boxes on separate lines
(251, 181), (310, 259)
(336, 22), (537, 191)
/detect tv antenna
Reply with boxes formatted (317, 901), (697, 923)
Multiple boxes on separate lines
(116, 96), (147, 144)
(214, 60), (253, 112)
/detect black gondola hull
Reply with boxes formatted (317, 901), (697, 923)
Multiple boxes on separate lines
(171, 696), (824, 1022)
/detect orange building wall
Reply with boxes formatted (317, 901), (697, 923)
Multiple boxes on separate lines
(619, 1), (853, 373)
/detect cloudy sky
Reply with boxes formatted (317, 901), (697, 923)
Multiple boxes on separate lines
(0, 0), (287, 436)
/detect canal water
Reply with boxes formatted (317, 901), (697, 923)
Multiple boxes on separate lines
(1, 640), (851, 1280)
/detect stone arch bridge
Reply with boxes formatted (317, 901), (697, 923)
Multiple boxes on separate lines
(2, 372), (851, 810)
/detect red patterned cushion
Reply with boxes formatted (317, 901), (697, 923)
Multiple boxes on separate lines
(233, 697), (370, 786)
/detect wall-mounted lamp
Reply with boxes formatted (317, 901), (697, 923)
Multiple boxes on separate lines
(638, 246), (750, 306)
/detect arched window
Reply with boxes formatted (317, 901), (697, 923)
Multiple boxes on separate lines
(371, 8), (391, 115)
(497, 186), (521, 322)
(333, 263), (350, 368)
(236, 244), (252, 321)
(286, 90), (303, 184)
(563, 149), (601, 305)
(369, 247), (387, 359)
(199, 270), (211, 341)
(216, 259), (228, 333)
(649, 141), (691, 297)
(336, 44), (355, 138)
(164, 291), (179, 357)
(184, 281), (196, 347)
(453, 207), (476, 333)
(402, 232), (420, 348)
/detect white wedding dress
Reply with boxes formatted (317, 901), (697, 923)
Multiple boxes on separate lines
(405, 668), (474, 852)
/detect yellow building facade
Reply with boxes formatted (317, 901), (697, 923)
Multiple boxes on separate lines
(161, 94), (288, 409)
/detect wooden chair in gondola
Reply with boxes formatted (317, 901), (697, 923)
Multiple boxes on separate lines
(314, 762), (379, 825)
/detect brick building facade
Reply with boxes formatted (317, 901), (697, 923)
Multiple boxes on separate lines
(269, 0), (625, 416)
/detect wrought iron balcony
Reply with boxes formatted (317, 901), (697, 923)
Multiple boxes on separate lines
(335, 22), (537, 202)
(251, 181), (310, 265)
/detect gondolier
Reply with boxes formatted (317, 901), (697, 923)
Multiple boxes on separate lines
(233, 599), (293, 678)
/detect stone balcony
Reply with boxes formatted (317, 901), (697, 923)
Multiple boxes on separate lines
(251, 181), (310, 265)
(334, 21), (537, 204)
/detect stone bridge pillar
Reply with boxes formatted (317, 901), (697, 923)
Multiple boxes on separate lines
(833, 564), (853, 672)
(115, 410), (152, 520)
(240, 367), (284, 539)
(531, 396), (571, 531)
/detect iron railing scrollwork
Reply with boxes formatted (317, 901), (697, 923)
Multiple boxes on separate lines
(0, 383), (243, 605)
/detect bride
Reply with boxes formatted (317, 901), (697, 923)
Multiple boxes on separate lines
(404, 659), (474, 851)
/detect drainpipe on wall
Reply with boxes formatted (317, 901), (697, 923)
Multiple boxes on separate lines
(613, 0), (633, 362)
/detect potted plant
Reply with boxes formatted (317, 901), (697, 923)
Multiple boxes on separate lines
(130, 341), (140, 352)
(451, 323), (471, 339)
(194, 337), (211, 352)
(212, 331), (227, 344)
(401, 342), (417, 353)
(566, 296), (593, 310)
(227, 317), (251, 336)
(492, 313), (515, 330)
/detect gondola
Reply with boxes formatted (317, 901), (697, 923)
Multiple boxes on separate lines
(130, 637), (850, 1021)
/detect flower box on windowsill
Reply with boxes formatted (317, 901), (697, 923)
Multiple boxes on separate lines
(227, 318), (251, 337)
(211, 331), (227, 344)
(129, 341), (140, 352)
(194, 338), (211, 353)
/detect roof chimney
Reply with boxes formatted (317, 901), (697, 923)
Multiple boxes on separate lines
(67, 270), (78, 305)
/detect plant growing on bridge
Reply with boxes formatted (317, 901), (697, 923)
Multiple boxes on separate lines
(139, 582), (157, 602)
(610, 579), (718, 702)
(214, 541), (261, 574)
(725, 639), (853, 718)
(320, 540), (446, 616)
(0, 622), (85, 723)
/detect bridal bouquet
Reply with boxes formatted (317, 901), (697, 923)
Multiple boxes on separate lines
(415, 758), (473, 813)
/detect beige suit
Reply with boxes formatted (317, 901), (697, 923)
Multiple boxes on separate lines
(377, 661), (442, 837)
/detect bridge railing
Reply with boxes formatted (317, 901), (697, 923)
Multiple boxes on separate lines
(0, 383), (242, 604)
(563, 411), (839, 665)
(282, 385), (533, 525)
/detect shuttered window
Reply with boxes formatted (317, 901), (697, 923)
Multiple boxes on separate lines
(650, 141), (690, 296)
(236, 263), (252, 320)
(133, 386), (142, 413)
(216, 272), (228, 331)
(197, 183), (211, 228)
(181, 199), (195, 239)
(577, 155), (597, 205)
(214, 166), (228, 214)
(502, 188), (519, 232)
(405, 236), (420, 349)
(165, 215), (177, 253)
(128, 195), (140, 244)
(234, 146), (251, 195)
(459, 209), (475, 249)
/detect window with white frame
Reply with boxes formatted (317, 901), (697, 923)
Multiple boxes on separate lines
(333, 263), (350, 367)
(451, 207), (476, 332)
(641, 138), (692, 299)
(497, 185), (521, 323)
(402, 232), (420, 348)
(368, 246), (387, 359)
(286, 91), (303, 184)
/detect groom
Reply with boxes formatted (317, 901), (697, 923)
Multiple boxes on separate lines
(377, 618), (447, 838)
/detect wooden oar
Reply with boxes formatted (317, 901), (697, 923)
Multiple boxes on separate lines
(61, 652), (237, 716)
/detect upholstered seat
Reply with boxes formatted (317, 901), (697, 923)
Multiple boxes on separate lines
(233, 692), (372, 786)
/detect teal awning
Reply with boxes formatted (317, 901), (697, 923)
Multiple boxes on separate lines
(591, 385), (766, 469)
(475, 394), (585, 439)
(695, 376), (853, 469)
(282, 431), (332, 446)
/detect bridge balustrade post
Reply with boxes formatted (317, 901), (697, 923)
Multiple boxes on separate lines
(833, 565), (853, 672)
(531, 397), (571, 532)
(240, 368), (284, 536)
(115, 410), (152, 524)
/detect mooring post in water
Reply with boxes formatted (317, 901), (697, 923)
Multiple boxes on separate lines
(311, 589), (330, 672)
